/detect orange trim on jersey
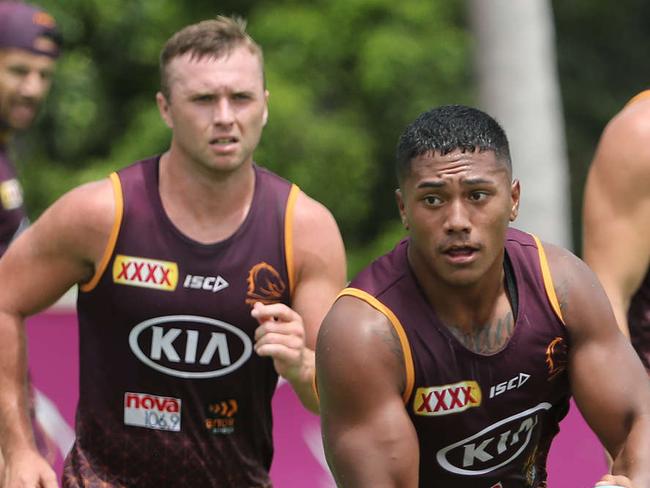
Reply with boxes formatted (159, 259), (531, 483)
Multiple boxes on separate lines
(337, 287), (415, 404)
(79, 173), (124, 293)
(284, 184), (300, 297)
(626, 90), (650, 107)
(532, 235), (565, 325)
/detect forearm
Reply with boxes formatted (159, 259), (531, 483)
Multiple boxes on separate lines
(285, 348), (319, 413)
(324, 429), (419, 487)
(0, 312), (36, 457)
(611, 412), (650, 487)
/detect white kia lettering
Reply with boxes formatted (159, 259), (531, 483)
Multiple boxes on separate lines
(437, 402), (552, 475)
(129, 315), (252, 379)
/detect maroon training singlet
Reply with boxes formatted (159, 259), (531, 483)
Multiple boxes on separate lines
(341, 228), (570, 488)
(0, 143), (28, 256)
(64, 156), (298, 487)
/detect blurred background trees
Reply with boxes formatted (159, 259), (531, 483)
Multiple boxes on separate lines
(13, 0), (650, 276)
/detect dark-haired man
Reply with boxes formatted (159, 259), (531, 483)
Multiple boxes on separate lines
(317, 104), (650, 487)
(0, 0), (60, 254)
(0, 16), (346, 488)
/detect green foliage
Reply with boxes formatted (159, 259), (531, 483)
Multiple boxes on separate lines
(18, 0), (470, 277)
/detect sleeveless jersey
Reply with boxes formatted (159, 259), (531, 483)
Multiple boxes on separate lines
(64, 156), (298, 488)
(624, 90), (650, 371)
(0, 143), (28, 256)
(341, 228), (570, 488)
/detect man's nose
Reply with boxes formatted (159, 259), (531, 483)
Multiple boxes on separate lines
(443, 199), (471, 234)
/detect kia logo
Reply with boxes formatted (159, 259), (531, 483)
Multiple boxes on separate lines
(436, 402), (552, 475)
(129, 315), (253, 379)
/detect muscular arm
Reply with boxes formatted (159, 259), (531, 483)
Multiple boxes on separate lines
(545, 243), (650, 486)
(254, 191), (346, 412)
(316, 296), (419, 487)
(0, 179), (113, 487)
(583, 100), (650, 337)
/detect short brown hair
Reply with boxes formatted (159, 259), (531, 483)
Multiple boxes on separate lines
(159, 15), (263, 99)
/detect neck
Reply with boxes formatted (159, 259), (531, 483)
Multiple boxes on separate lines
(158, 151), (256, 244)
(410, 249), (516, 355)
(412, 251), (507, 330)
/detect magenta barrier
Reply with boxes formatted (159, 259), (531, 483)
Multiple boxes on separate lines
(26, 311), (606, 487)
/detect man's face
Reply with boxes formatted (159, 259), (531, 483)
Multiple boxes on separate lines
(396, 148), (520, 288)
(157, 46), (268, 175)
(0, 48), (56, 131)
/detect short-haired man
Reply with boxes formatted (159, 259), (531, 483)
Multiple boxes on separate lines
(0, 0), (60, 254)
(317, 105), (650, 487)
(0, 16), (346, 488)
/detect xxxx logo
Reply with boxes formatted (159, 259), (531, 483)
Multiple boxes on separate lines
(113, 255), (178, 291)
(208, 399), (238, 418)
(413, 380), (482, 417)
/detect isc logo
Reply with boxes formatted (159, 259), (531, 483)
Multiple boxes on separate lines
(489, 373), (530, 399)
(413, 381), (482, 417)
(183, 274), (229, 293)
(113, 255), (178, 291)
(129, 315), (253, 379)
(436, 402), (552, 475)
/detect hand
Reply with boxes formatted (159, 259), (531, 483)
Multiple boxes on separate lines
(251, 302), (309, 383)
(2, 448), (58, 488)
(595, 474), (634, 487)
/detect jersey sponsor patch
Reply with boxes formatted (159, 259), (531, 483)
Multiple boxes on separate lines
(128, 315), (253, 379)
(113, 255), (178, 291)
(413, 380), (482, 416)
(436, 402), (552, 475)
(124, 392), (181, 432)
(183, 274), (229, 293)
(488, 373), (530, 399)
(0, 179), (23, 210)
(205, 399), (238, 435)
(245, 261), (286, 305)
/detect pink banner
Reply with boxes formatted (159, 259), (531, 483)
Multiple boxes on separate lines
(26, 310), (606, 487)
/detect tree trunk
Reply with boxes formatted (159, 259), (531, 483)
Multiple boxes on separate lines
(468, 0), (572, 249)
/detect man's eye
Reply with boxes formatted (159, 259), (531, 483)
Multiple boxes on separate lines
(424, 195), (442, 206)
(9, 66), (29, 77)
(469, 192), (489, 202)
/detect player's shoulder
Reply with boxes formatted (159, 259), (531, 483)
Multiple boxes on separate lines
(291, 189), (345, 260)
(41, 176), (116, 241)
(592, 96), (650, 186)
(604, 94), (650, 150)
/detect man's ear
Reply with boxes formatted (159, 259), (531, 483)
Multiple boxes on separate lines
(510, 179), (520, 221)
(156, 92), (173, 129)
(262, 89), (269, 126)
(396, 188), (408, 229)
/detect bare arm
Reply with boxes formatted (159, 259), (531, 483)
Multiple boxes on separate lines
(316, 296), (419, 487)
(0, 179), (114, 488)
(583, 100), (650, 337)
(546, 243), (650, 486)
(253, 190), (346, 412)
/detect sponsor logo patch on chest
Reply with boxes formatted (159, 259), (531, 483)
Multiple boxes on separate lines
(129, 315), (253, 379)
(113, 255), (178, 291)
(413, 380), (482, 416)
(124, 392), (181, 432)
(0, 179), (23, 210)
(436, 402), (552, 475)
